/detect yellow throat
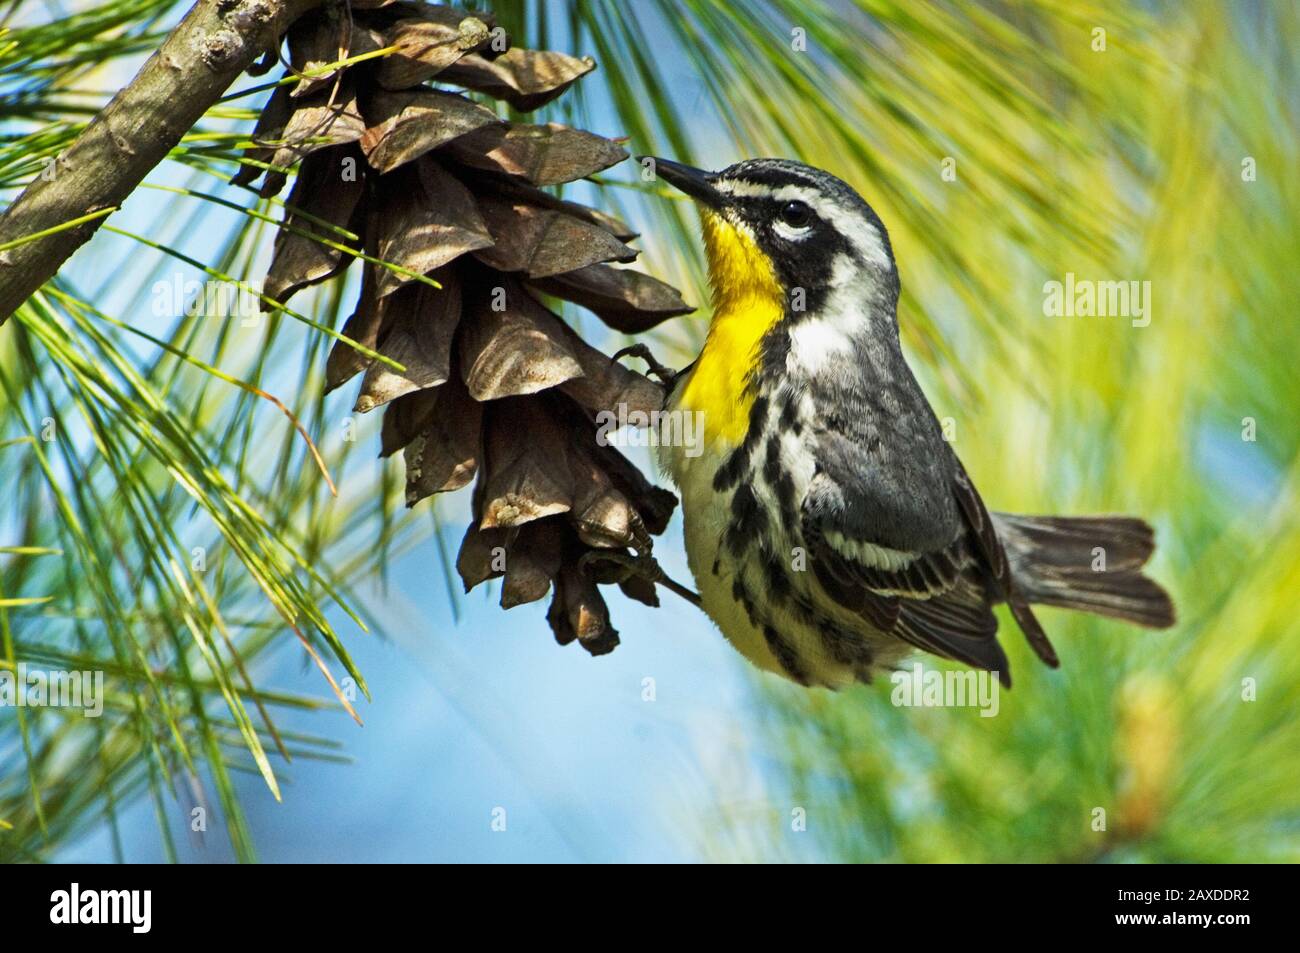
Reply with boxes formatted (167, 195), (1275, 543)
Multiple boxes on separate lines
(676, 210), (786, 448)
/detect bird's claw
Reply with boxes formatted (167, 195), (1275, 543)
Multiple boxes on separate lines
(611, 343), (676, 386)
(578, 548), (659, 585)
(576, 549), (703, 608)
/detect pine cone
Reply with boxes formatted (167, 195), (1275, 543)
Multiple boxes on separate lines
(240, 2), (693, 655)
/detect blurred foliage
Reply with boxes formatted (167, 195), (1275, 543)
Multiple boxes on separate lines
(582, 0), (1295, 863)
(1, 0), (1297, 863)
(0, 0), (433, 861)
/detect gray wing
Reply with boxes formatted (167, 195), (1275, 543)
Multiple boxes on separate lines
(799, 366), (1053, 684)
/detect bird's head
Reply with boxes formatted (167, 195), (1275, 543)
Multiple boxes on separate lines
(642, 156), (900, 318)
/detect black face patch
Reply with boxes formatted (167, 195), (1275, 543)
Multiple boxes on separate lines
(727, 194), (848, 308)
(715, 158), (898, 319)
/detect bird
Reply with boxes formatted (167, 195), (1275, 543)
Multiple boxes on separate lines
(638, 155), (1175, 689)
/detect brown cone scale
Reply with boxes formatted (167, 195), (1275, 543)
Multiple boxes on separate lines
(246, 2), (694, 656)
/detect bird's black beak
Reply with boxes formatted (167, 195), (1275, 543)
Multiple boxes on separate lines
(640, 156), (725, 210)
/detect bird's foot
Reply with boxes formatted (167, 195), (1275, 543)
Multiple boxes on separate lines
(577, 549), (702, 608)
(611, 343), (677, 387)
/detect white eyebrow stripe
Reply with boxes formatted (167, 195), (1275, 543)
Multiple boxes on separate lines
(714, 179), (765, 196)
(716, 179), (892, 270)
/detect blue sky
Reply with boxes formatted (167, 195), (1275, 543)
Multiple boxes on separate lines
(59, 524), (777, 862)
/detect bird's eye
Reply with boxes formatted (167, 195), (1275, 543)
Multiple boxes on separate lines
(779, 200), (814, 229)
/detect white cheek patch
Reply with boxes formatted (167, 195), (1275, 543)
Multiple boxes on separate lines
(823, 205), (891, 272)
(786, 257), (877, 373)
(788, 318), (852, 372)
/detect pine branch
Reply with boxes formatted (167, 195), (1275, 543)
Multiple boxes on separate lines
(0, 0), (322, 324)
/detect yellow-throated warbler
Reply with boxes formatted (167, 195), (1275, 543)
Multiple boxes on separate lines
(644, 156), (1174, 689)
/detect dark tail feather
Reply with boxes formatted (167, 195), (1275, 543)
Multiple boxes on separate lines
(992, 514), (1176, 629)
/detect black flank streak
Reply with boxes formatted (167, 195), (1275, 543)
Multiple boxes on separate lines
(777, 472), (798, 534)
(712, 396), (770, 492)
(734, 578), (807, 684)
(819, 622), (874, 668)
(778, 395), (802, 435)
(746, 396), (770, 442)
(724, 483), (767, 556)
(763, 552), (791, 603)
(761, 436), (799, 535)
(762, 437), (782, 485)
(732, 577), (758, 626)
(755, 327), (791, 391)
(762, 623), (810, 685)
(711, 453), (745, 493)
